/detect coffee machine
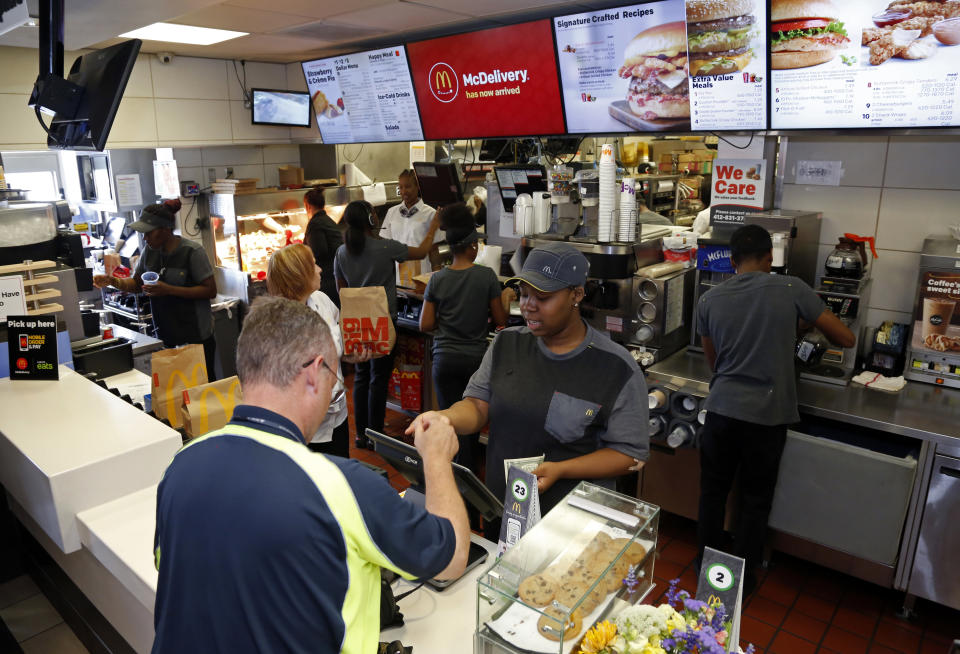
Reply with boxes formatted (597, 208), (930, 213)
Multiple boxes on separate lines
(904, 236), (960, 388)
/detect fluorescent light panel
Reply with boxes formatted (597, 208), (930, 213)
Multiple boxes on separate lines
(120, 22), (247, 45)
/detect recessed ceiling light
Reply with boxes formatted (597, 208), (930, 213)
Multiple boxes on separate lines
(119, 22), (247, 45)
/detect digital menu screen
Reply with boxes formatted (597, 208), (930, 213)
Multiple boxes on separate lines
(406, 20), (567, 139)
(302, 47), (424, 144)
(770, 0), (960, 129)
(553, 1), (767, 133)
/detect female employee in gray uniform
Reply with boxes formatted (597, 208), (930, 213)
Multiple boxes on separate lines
(407, 242), (649, 535)
(334, 200), (439, 449)
(94, 200), (218, 378)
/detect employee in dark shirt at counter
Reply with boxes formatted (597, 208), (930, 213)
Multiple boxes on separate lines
(695, 224), (855, 594)
(93, 200), (218, 378)
(302, 187), (343, 307)
(408, 242), (649, 537)
(419, 203), (507, 475)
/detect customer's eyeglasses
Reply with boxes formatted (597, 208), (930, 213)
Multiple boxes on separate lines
(301, 355), (345, 402)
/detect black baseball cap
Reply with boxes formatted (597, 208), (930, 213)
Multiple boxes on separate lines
(129, 204), (175, 233)
(506, 242), (589, 292)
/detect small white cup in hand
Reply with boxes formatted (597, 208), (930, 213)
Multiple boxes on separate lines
(141, 271), (159, 285)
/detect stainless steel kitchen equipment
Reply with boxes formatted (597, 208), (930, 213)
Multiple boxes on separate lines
(906, 439), (960, 611)
(903, 236), (960, 389)
(0, 202), (58, 266)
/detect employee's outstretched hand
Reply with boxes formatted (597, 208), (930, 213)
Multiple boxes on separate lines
(404, 410), (445, 437)
(143, 281), (173, 297)
(413, 413), (458, 464)
(93, 274), (114, 289)
(531, 461), (564, 493)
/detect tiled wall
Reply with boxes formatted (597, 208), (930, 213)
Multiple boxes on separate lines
(779, 134), (960, 329)
(0, 46), (320, 149)
(172, 144), (302, 190)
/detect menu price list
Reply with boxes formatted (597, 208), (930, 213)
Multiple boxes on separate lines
(690, 75), (766, 131)
(774, 69), (960, 129)
(303, 48), (423, 144)
(772, 70), (858, 127)
(866, 75), (957, 127)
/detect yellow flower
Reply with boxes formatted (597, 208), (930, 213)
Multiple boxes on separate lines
(580, 621), (618, 654)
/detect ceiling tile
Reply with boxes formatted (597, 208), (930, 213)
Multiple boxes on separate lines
(325, 2), (470, 31)
(221, 0), (396, 20)
(411, 0), (580, 18)
(170, 5), (315, 33)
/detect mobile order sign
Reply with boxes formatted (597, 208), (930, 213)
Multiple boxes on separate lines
(406, 20), (566, 140)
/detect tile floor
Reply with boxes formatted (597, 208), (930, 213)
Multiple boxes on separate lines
(0, 574), (89, 654)
(3, 394), (957, 653)
(641, 512), (960, 654)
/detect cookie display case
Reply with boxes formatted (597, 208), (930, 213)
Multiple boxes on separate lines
(475, 483), (660, 654)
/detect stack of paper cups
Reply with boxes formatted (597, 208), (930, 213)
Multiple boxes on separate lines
(619, 177), (637, 242)
(598, 144), (618, 242)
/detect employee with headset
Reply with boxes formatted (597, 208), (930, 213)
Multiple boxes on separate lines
(380, 169), (443, 283)
(334, 200), (440, 449)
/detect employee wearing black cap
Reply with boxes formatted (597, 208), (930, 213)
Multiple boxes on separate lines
(408, 242), (649, 533)
(418, 203), (507, 475)
(94, 200), (218, 378)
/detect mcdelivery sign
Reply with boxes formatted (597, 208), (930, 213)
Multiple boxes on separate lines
(407, 19), (565, 140)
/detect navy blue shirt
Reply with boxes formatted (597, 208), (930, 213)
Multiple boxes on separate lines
(152, 405), (456, 654)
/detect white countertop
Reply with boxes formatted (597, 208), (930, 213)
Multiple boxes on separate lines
(0, 366), (181, 552)
(384, 535), (497, 652)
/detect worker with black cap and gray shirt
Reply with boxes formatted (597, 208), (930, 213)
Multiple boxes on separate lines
(695, 224), (854, 595)
(407, 241), (649, 537)
(418, 202), (507, 476)
(94, 199), (218, 378)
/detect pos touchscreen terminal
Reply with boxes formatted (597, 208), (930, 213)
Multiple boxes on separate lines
(365, 429), (502, 589)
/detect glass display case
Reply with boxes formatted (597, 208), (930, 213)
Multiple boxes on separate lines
(209, 189), (310, 279)
(476, 483), (659, 654)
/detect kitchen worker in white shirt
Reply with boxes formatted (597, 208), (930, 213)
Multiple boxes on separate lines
(381, 169), (443, 284)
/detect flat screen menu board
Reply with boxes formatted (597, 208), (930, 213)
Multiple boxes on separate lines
(553, 1), (767, 133)
(302, 47), (423, 143)
(406, 20), (566, 139)
(770, 0), (960, 129)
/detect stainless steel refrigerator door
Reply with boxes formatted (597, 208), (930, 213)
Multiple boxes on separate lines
(907, 453), (960, 611)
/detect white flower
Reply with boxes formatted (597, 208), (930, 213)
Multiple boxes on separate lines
(615, 604), (669, 641)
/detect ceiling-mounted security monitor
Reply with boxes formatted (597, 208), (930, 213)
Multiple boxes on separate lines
(38, 39), (142, 151)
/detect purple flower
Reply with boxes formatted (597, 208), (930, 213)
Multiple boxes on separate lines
(745, 643), (757, 654)
(683, 598), (708, 613)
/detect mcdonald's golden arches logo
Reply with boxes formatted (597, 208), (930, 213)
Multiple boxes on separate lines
(428, 62), (458, 103)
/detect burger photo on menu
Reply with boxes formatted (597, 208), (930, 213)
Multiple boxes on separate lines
(614, 21), (691, 129)
(770, 0), (851, 69)
(860, 1), (960, 66)
(686, 0), (757, 76)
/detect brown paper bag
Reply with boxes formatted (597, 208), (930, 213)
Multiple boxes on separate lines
(151, 344), (208, 428)
(180, 376), (242, 438)
(340, 286), (396, 358)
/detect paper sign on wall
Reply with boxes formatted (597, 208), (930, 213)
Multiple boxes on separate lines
(796, 161), (843, 186)
(0, 276), (27, 323)
(115, 174), (143, 207)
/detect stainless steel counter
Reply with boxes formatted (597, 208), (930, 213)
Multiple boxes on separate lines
(648, 349), (960, 449)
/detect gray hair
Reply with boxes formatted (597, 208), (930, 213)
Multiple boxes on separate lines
(236, 296), (333, 389)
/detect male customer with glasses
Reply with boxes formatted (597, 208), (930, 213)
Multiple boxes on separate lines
(151, 296), (469, 654)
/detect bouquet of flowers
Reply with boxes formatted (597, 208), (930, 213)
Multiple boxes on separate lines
(578, 579), (755, 654)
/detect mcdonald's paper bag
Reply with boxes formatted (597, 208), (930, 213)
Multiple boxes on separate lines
(339, 286), (396, 358)
(151, 343), (208, 428)
(181, 376), (242, 438)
